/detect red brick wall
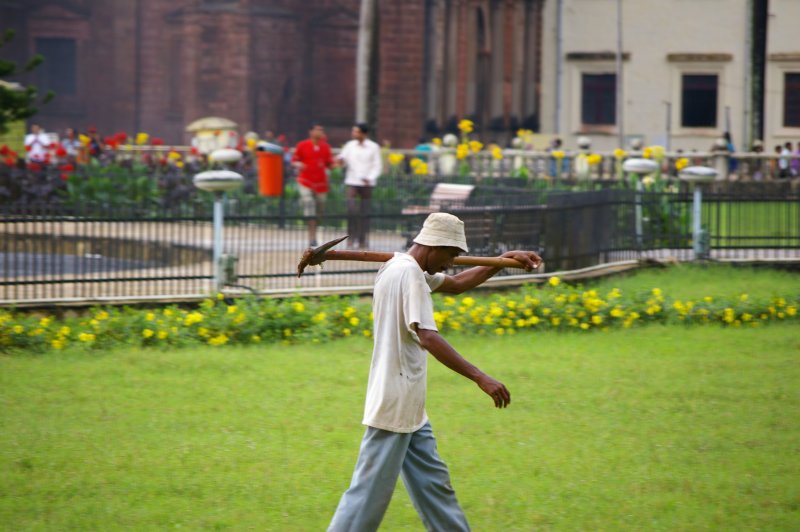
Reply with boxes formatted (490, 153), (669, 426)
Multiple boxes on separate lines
(376, 0), (427, 148)
(9, 0), (359, 146)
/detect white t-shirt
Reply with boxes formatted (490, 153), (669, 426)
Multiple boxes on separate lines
(338, 138), (382, 187)
(24, 132), (51, 162)
(362, 253), (445, 433)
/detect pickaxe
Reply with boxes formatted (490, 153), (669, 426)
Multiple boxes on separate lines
(297, 236), (539, 277)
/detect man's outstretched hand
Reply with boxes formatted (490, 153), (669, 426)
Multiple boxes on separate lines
(500, 250), (543, 272)
(477, 375), (511, 408)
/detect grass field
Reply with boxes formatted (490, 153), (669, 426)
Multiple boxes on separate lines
(1, 321), (798, 530)
(706, 201), (799, 246)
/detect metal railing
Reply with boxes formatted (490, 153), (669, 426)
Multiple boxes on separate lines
(1, 188), (798, 306)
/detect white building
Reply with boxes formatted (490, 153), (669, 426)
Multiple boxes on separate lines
(539, 0), (800, 152)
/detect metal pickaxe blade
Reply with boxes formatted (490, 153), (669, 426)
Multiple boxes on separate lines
(297, 236), (536, 277)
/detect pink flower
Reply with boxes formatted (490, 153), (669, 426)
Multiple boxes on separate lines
(152, 138), (164, 146)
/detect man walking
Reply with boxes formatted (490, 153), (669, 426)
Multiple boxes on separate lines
(338, 123), (382, 249)
(292, 123), (336, 246)
(328, 213), (541, 532)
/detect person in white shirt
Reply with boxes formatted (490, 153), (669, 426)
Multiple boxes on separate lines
(24, 124), (51, 163)
(328, 213), (542, 532)
(337, 123), (382, 249)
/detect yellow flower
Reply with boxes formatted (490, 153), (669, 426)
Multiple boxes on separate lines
(550, 317), (561, 326)
(675, 157), (689, 170)
(494, 328), (505, 335)
(343, 306), (356, 318)
(184, 312), (204, 326)
(591, 315), (603, 325)
(740, 294), (748, 302)
(246, 138), (258, 150)
(388, 153), (405, 165)
(216, 292), (225, 300)
(349, 317), (360, 326)
(610, 307), (625, 318)
(362, 329), (371, 338)
(251, 335), (261, 343)
(642, 147), (653, 159)
(283, 328), (293, 337)
(580, 323), (590, 330)
(157, 330), (168, 340)
(96, 311), (109, 320)
(413, 162), (429, 175)
(227, 305), (238, 314)
(652, 288), (662, 298)
(462, 297), (475, 308)
(432, 137), (442, 146)
(469, 140), (483, 153)
(291, 302), (305, 313)
(135, 132), (149, 145)
(456, 143), (470, 160)
(342, 328), (351, 336)
(78, 332), (96, 342)
(142, 329), (154, 338)
(787, 306), (797, 317)
(146, 312), (155, 321)
(651, 146), (665, 160)
(312, 312), (327, 323)
(457, 119), (474, 133)
(59, 326), (70, 337)
(551, 150), (565, 160)
(491, 146), (503, 160)
(587, 154), (602, 165)
(704, 296), (713, 303)
(79, 134), (91, 145)
(197, 327), (210, 337)
(51, 338), (65, 350)
(38, 317), (52, 327)
(613, 148), (626, 159)
(548, 276), (561, 287)
(167, 150), (182, 161)
(208, 334), (229, 346)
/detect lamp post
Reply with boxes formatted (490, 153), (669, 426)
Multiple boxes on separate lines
(622, 158), (658, 248)
(194, 149), (244, 291)
(679, 165), (717, 260)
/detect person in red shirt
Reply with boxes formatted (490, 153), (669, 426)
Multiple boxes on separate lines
(292, 123), (336, 246)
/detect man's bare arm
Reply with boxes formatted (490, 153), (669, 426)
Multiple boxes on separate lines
(435, 249), (542, 294)
(415, 326), (510, 408)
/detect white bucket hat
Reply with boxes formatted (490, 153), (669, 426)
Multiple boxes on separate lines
(412, 212), (469, 252)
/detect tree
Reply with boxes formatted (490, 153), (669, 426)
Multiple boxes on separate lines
(0, 29), (54, 134)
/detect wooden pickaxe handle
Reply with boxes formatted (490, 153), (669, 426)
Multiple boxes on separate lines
(320, 250), (527, 269)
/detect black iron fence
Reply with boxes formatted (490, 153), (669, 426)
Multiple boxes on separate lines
(1, 189), (798, 305)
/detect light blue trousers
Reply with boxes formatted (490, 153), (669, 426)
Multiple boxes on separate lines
(328, 421), (470, 532)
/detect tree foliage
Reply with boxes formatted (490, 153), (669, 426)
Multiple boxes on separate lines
(0, 29), (54, 134)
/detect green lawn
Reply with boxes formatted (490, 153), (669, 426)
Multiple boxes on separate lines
(576, 262), (799, 301)
(706, 200), (799, 246)
(1, 324), (798, 530)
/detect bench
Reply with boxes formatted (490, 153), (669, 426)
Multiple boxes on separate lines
(401, 183), (476, 215)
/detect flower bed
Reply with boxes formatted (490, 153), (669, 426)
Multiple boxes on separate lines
(1, 277), (797, 354)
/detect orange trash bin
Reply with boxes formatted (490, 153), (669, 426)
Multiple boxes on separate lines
(256, 142), (285, 196)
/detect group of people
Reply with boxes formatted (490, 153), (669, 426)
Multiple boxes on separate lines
(23, 124), (103, 165)
(291, 122), (382, 248)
